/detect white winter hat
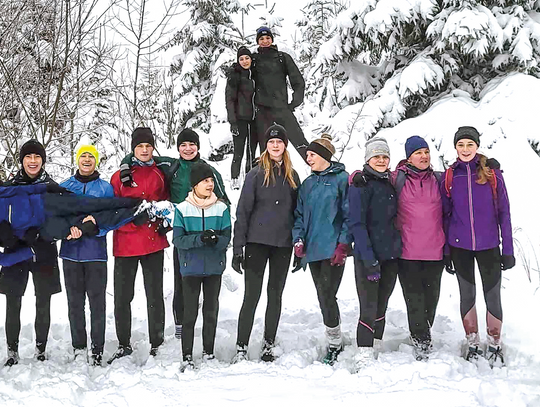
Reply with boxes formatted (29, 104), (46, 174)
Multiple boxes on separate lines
(365, 137), (390, 163)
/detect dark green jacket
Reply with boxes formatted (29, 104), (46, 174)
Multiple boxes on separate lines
(122, 153), (229, 205)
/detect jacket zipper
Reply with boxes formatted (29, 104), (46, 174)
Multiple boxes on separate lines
(466, 163), (476, 250)
(202, 208), (205, 231)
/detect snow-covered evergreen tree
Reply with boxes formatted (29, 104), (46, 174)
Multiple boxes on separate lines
(315, 0), (540, 144)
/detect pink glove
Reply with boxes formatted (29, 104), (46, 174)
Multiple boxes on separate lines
(294, 241), (306, 258)
(330, 243), (349, 266)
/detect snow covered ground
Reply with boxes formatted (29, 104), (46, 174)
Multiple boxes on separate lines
(1, 76), (540, 406)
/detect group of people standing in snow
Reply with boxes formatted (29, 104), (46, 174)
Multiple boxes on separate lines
(0, 25), (514, 372)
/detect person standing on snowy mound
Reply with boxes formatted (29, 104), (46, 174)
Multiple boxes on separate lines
(231, 123), (300, 364)
(252, 26), (309, 160)
(441, 126), (514, 368)
(292, 134), (351, 366)
(226, 46), (258, 190)
(120, 127), (229, 345)
(108, 127), (169, 364)
(172, 162), (231, 372)
(392, 136), (444, 362)
(348, 137), (401, 372)
(59, 144), (113, 367)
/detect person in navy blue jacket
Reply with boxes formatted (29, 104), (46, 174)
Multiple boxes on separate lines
(59, 145), (113, 366)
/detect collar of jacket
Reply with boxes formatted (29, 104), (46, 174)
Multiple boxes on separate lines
(396, 160), (433, 179)
(362, 163), (390, 180)
(258, 45), (278, 54)
(313, 161), (345, 177)
(10, 168), (48, 185)
(181, 153), (201, 164)
(454, 154), (480, 170)
(75, 170), (100, 184)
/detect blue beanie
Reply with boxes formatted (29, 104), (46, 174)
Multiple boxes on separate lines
(405, 136), (429, 159)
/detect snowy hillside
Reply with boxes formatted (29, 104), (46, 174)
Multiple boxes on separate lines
(1, 75), (540, 407)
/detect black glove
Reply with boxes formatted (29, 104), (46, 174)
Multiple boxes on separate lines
(133, 210), (150, 226)
(0, 220), (18, 249)
(78, 220), (99, 237)
(486, 158), (501, 170)
(501, 254), (515, 270)
(230, 124), (239, 136)
(232, 254), (244, 274)
(157, 220), (172, 236)
(120, 163), (134, 187)
(291, 256), (303, 273)
(443, 254), (455, 274)
(46, 183), (71, 194)
(352, 172), (367, 187)
(201, 229), (218, 246)
(23, 227), (41, 247)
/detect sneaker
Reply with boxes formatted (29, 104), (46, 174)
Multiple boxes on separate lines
(73, 347), (88, 362)
(465, 333), (483, 362)
(202, 352), (216, 361)
(4, 349), (19, 367)
(35, 343), (46, 362)
(261, 340), (275, 363)
(411, 337), (432, 361)
(322, 345), (343, 366)
(107, 345), (133, 364)
(175, 325), (183, 340)
(231, 344), (248, 364)
(485, 345), (505, 368)
(91, 353), (103, 367)
(180, 355), (195, 372)
(353, 347), (375, 372)
(231, 178), (240, 190)
(149, 347), (159, 357)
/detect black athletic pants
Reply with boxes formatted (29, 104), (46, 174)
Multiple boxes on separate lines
(231, 119), (258, 179)
(451, 246), (502, 341)
(6, 294), (51, 352)
(63, 260), (107, 354)
(181, 274), (222, 357)
(113, 250), (165, 348)
(398, 259), (443, 344)
(255, 105), (308, 160)
(355, 259), (398, 347)
(309, 259), (345, 329)
(236, 243), (292, 346)
(172, 247), (184, 327)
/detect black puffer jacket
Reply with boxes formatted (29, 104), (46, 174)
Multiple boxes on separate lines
(252, 45), (305, 109)
(225, 63), (256, 124)
(233, 163), (300, 253)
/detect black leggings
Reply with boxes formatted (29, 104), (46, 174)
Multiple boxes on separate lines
(182, 274), (222, 357)
(398, 259), (443, 343)
(309, 259), (345, 329)
(6, 294), (51, 352)
(231, 120), (258, 179)
(451, 246), (502, 341)
(236, 243), (292, 346)
(172, 247), (184, 326)
(355, 259), (398, 347)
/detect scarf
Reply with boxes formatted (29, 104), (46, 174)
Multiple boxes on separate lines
(186, 191), (218, 210)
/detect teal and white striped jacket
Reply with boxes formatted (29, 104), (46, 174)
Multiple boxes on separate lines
(172, 199), (231, 277)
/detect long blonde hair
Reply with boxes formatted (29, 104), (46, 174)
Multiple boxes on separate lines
(259, 149), (297, 189)
(476, 153), (495, 185)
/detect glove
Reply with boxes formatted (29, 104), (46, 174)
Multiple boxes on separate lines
(486, 158), (501, 170)
(366, 261), (381, 282)
(157, 220), (172, 236)
(330, 243), (348, 266)
(443, 254), (455, 275)
(46, 183), (71, 194)
(230, 124), (239, 136)
(78, 220), (99, 237)
(120, 163), (134, 187)
(294, 240), (306, 258)
(0, 220), (18, 249)
(133, 210), (150, 226)
(201, 229), (219, 246)
(232, 254), (244, 274)
(501, 254), (515, 270)
(352, 172), (367, 187)
(291, 255), (303, 273)
(23, 227), (41, 247)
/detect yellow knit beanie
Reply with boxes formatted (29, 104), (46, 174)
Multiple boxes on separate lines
(76, 144), (99, 166)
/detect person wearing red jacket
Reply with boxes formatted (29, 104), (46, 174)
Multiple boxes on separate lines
(108, 128), (169, 364)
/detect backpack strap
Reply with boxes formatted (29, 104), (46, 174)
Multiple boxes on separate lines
(489, 169), (498, 215)
(394, 169), (407, 197)
(433, 171), (443, 184)
(444, 167), (454, 198)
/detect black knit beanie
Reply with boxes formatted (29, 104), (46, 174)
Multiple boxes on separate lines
(19, 139), (46, 164)
(256, 26), (274, 43)
(237, 46), (252, 62)
(177, 128), (200, 149)
(190, 161), (214, 188)
(131, 127), (155, 151)
(454, 126), (481, 147)
(264, 123), (288, 146)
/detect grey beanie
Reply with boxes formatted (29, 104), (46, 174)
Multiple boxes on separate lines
(365, 137), (390, 163)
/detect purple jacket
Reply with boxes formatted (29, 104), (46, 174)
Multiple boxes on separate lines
(393, 161), (445, 261)
(441, 155), (513, 255)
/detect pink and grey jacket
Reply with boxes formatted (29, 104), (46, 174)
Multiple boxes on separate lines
(440, 155), (513, 255)
(393, 161), (445, 261)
